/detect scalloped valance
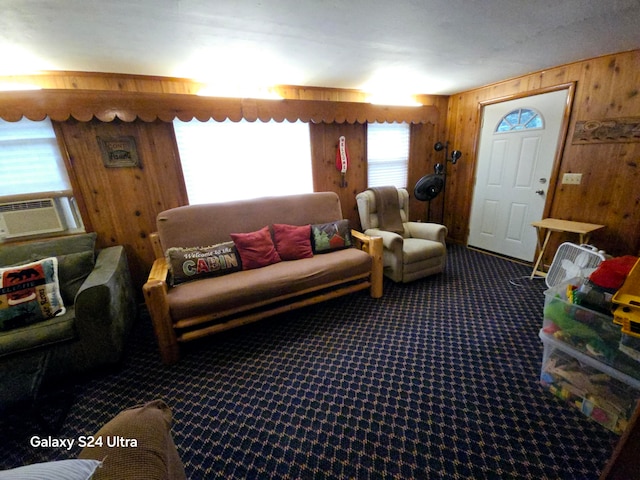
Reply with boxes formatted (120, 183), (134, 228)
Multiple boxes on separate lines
(0, 89), (438, 124)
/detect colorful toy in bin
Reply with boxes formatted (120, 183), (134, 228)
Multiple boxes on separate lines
(540, 342), (638, 434)
(544, 296), (617, 360)
(612, 258), (640, 338)
(619, 334), (640, 363)
(566, 284), (577, 304)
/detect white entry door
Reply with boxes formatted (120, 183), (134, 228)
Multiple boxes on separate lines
(468, 89), (569, 262)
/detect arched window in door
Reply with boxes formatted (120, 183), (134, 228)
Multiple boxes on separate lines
(496, 108), (543, 132)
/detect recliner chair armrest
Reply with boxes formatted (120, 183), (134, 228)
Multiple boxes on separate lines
(74, 245), (136, 363)
(406, 222), (448, 243)
(364, 228), (404, 252)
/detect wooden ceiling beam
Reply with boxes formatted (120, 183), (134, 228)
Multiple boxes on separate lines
(0, 89), (439, 124)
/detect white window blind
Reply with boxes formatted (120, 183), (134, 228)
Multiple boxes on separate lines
(367, 122), (410, 188)
(173, 119), (313, 204)
(0, 118), (71, 196)
(0, 118), (84, 238)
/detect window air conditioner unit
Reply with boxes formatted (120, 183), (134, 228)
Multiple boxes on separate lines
(0, 198), (65, 239)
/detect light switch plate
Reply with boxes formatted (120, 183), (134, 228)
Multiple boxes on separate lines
(562, 173), (582, 185)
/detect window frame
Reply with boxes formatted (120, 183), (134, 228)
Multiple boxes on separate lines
(0, 117), (84, 240)
(366, 122), (410, 189)
(173, 118), (314, 205)
(495, 108), (544, 133)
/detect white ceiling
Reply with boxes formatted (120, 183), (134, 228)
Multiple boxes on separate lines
(1, 0), (639, 96)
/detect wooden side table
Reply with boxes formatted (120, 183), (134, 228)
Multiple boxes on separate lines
(530, 218), (605, 279)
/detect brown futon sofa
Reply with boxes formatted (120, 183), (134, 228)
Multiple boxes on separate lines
(143, 192), (383, 364)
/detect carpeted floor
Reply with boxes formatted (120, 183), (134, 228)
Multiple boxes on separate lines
(1, 244), (621, 478)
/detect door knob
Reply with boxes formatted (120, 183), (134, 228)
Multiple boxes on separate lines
(535, 190), (545, 195)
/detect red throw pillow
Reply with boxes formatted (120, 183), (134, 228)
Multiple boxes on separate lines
(230, 226), (281, 270)
(272, 224), (313, 261)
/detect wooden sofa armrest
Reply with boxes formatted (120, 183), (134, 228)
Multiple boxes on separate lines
(351, 229), (383, 298)
(143, 252), (180, 364)
(150, 232), (164, 259)
(147, 256), (169, 284)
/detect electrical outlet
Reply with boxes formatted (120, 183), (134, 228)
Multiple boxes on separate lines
(562, 173), (582, 185)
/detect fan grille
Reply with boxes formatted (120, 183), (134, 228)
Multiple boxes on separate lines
(546, 242), (606, 288)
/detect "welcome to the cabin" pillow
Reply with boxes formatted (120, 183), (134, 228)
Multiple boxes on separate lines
(166, 242), (243, 286)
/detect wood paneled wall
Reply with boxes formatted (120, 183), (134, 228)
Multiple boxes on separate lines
(308, 115), (447, 230)
(409, 121), (445, 223)
(4, 71), (204, 95)
(5, 48), (637, 288)
(310, 122), (367, 229)
(1, 72), (445, 291)
(56, 119), (188, 289)
(446, 50), (640, 263)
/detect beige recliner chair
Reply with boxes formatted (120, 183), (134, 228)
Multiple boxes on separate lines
(356, 187), (447, 283)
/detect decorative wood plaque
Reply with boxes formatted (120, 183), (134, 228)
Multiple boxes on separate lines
(572, 117), (640, 144)
(97, 136), (141, 167)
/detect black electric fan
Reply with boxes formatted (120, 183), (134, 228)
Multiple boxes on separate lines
(413, 141), (461, 221)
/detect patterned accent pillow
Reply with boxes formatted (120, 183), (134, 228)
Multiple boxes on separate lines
(311, 220), (352, 254)
(1, 233), (97, 305)
(0, 257), (66, 331)
(166, 242), (242, 286)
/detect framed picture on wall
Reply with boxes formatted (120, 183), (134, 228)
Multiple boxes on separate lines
(97, 136), (141, 167)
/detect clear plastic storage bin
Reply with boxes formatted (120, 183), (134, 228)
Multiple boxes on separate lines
(539, 330), (640, 434)
(542, 279), (640, 380)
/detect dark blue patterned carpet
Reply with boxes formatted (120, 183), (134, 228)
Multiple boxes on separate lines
(1, 245), (620, 479)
